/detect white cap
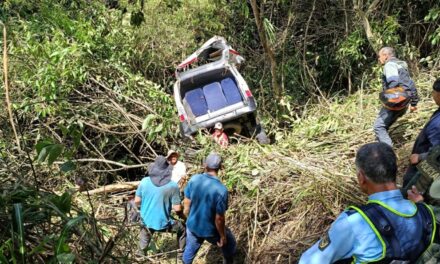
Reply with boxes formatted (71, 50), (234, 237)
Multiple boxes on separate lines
(214, 122), (223, 130)
(166, 150), (179, 159)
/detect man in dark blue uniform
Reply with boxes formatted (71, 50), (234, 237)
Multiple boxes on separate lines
(403, 78), (440, 187)
(299, 142), (435, 264)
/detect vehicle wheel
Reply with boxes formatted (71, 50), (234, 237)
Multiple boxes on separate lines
(223, 122), (242, 135)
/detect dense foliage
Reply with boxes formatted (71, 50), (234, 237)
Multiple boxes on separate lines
(0, 0), (439, 263)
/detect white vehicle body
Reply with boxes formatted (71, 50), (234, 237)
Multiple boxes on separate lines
(174, 36), (267, 142)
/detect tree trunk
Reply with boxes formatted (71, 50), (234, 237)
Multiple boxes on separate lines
(250, 0), (281, 99)
(353, 0), (383, 53)
(82, 181), (141, 195)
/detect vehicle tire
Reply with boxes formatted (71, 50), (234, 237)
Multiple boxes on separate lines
(223, 122), (242, 135)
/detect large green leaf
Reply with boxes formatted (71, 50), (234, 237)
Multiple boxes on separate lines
(37, 146), (49, 163)
(59, 160), (76, 173)
(55, 215), (86, 255)
(50, 192), (72, 214)
(47, 144), (64, 165)
(71, 128), (82, 149)
(36, 141), (64, 166)
(12, 203), (25, 264)
(35, 139), (53, 154)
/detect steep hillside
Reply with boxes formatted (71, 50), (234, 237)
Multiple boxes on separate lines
(1, 0), (440, 263)
(81, 72), (439, 263)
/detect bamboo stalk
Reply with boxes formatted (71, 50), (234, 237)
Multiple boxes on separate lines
(2, 22), (21, 151)
(249, 0), (282, 99)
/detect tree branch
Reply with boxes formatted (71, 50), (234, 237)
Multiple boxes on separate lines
(55, 158), (150, 169)
(353, 0), (382, 52)
(82, 181), (141, 195)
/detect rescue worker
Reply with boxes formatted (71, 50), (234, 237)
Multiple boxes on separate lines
(403, 78), (440, 187)
(299, 142), (435, 264)
(406, 145), (440, 264)
(374, 47), (419, 147)
(212, 122), (229, 148)
(182, 153), (236, 263)
(134, 156), (185, 256)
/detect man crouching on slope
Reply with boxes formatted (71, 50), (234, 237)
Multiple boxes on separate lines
(299, 142), (436, 264)
(182, 152), (236, 264)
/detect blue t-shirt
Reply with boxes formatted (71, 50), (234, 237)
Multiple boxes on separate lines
(135, 177), (181, 230)
(184, 173), (228, 237)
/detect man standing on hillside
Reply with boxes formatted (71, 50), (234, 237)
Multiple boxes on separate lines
(135, 156), (185, 256)
(182, 153), (236, 264)
(299, 142), (435, 264)
(403, 78), (440, 187)
(374, 47), (419, 147)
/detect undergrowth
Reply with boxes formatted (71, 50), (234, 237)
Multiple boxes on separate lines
(66, 72), (440, 264)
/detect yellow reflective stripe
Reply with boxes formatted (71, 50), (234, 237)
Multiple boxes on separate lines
(347, 206), (386, 262)
(348, 202), (436, 263)
(367, 200), (416, 217)
(424, 203), (436, 250)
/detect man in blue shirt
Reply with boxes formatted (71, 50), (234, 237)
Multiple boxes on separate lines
(403, 78), (440, 187)
(134, 156), (184, 255)
(374, 47), (419, 147)
(299, 142), (435, 264)
(182, 153), (236, 264)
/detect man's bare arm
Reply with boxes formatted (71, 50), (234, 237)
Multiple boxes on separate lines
(173, 204), (183, 213)
(183, 197), (191, 217)
(215, 214), (227, 247)
(134, 196), (142, 207)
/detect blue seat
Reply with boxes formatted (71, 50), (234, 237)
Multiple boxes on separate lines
(221, 77), (242, 105)
(203, 82), (228, 112)
(184, 88), (208, 117)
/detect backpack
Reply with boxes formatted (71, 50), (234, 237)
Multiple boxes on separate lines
(379, 87), (410, 111)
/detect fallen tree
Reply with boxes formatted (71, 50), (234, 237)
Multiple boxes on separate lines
(82, 181), (141, 195)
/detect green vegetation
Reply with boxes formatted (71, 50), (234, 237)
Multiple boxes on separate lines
(0, 0), (440, 262)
